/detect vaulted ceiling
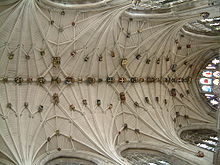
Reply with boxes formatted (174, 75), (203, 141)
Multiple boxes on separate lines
(0, 0), (219, 165)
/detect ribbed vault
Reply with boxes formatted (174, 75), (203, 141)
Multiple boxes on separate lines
(0, 0), (219, 165)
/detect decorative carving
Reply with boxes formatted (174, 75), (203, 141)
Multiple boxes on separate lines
(184, 77), (192, 83)
(40, 50), (45, 56)
(186, 90), (190, 94)
(97, 100), (101, 106)
(155, 97), (159, 102)
(180, 93), (184, 98)
(134, 102), (139, 107)
(171, 64), (177, 72)
(50, 20), (54, 25)
(108, 104), (113, 109)
(38, 105), (43, 112)
(70, 104), (75, 111)
(200, 12), (210, 19)
(65, 77), (74, 84)
(111, 51), (115, 57)
(58, 27), (64, 32)
(24, 102), (28, 108)
(146, 59), (151, 64)
(164, 99), (167, 105)
(175, 39), (179, 44)
(55, 130), (60, 136)
(133, 0), (141, 6)
(135, 129), (140, 134)
(84, 56), (89, 62)
(82, 99), (87, 106)
(145, 97), (149, 103)
(156, 58), (160, 64)
(52, 57), (61, 67)
(126, 32), (130, 38)
(176, 112), (180, 117)
(25, 55), (30, 60)
(7, 103), (12, 109)
(106, 77), (115, 83)
(8, 53), (14, 60)
(2, 77), (8, 83)
(14, 77), (23, 85)
(146, 77), (155, 82)
(71, 51), (76, 56)
(170, 88), (176, 97)
(121, 58), (128, 67)
(177, 46), (182, 50)
(60, 10), (65, 15)
(51, 77), (61, 84)
(86, 77), (96, 84)
(98, 56), (103, 61)
(78, 78), (83, 83)
(47, 137), (51, 142)
(196, 151), (204, 157)
(118, 77), (127, 83)
(123, 123), (128, 130)
(139, 78), (144, 82)
(52, 93), (59, 105)
(184, 115), (189, 119)
(136, 54), (141, 60)
(120, 92), (126, 103)
(98, 78), (103, 83)
(130, 77), (138, 83)
(27, 77), (33, 83)
(37, 77), (46, 85)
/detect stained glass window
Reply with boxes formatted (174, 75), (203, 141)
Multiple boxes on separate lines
(199, 56), (220, 109)
(199, 78), (212, 85)
(213, 71), (220, 78)
(201, 85), (212, 92)
(202, 70), (212, 77)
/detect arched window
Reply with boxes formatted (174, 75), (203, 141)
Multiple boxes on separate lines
(198, 56), (220, 110)
(122, 149), (190, 165)
(180, 129), (218, 152)
(45, 157), (96, 165)
(184, 16), (220, 36)
(49, 0), (103, 5)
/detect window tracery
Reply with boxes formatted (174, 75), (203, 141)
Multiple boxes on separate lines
(198, 56), (220, 109)
(45, 157), (96, 165)
(180, 129), (218, 152)
(49, 0), (104, 5)
(122, 149), (190, 165)
(184, 16), (220, 36)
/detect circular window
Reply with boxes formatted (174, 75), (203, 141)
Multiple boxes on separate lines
(122, 149), (190, 165)
(180, 129), (218, 152)
(198, 56), (220, 110)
